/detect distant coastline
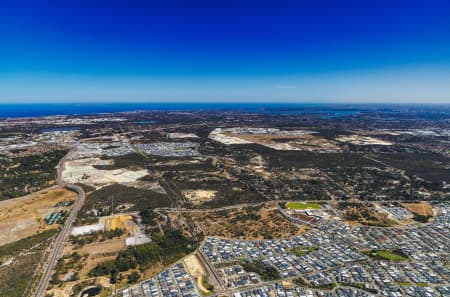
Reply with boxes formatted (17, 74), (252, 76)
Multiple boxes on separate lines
(0, 102), (448, 119)
(0, 102), (348, 119)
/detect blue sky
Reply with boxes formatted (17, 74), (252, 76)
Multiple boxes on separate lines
(0, 0), (449, 103)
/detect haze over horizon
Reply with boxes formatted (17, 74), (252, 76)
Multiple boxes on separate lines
(1, 0), (450, 103)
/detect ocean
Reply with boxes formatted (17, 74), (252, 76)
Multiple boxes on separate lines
(0, 102), (362, 119)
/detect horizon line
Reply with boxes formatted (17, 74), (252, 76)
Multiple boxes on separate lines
(0, 101), (450, 105)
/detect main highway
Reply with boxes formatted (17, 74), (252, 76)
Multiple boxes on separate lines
(35, 149), (86, 297)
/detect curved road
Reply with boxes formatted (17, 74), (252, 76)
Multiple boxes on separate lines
(35, 151), (86, 297)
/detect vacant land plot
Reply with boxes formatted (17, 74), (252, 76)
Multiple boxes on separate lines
(340, 203), (397, 227)
(402, 203), (433, 217)
(79, 238), (126, 276)
(0, 187), (76, 245)
(286, 202), (321, 210)
(104, 215), (137, 232)
(184, 253), (206, 278)
(182, 204), (307, 239)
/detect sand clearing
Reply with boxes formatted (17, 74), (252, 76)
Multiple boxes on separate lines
(182, 190), (217, 205)
(402, 203), (433, 217)
(184, 255), (210, 294)
(184, 254), (206, 277)
(0, 187), (76, 245)
(105, 214), (138, 232)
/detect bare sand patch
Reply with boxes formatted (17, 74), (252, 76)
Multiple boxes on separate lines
(402, 203), (433, 217)
(182, 190), (217, 205)
(0, 187), (76, 245)
(184, 253), (206, 277)
(104, 214), (138, 232)
(81, 237), (126, 256)
(336, 135), (392, 146)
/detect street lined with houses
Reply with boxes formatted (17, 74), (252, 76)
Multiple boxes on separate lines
(115, 204), (449, 297)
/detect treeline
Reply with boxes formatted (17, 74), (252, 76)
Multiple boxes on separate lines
(241, 259), (280, 281)
(412, 213), (432, 223)
(89, 229), (195, 283)
(140, 209), (158, 225)
(70, 228), (124, 246)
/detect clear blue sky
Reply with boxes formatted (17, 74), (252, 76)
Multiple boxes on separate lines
(0, 0), (449, 103)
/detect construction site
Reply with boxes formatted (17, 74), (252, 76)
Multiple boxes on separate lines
(0, 187), (76, 245)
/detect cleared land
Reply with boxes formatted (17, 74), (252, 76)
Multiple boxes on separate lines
(78, 238), (126, 278)
(104, 214), (137, 232)
(336, 135), (392, 146)
(209, 128), (340, 152)
(62, 157), (148, 188)
(286, 202), (321, 210)
(182, 189), (217, 205)
(184, 254), (206, 278)
(0, 187), (76, 245)
(402, 203), (433, 217)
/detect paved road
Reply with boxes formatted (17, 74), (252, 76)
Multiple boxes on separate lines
(35, 151), (86, 297)
(198, 250), (224, 290)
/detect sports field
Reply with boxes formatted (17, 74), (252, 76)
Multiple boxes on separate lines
(364, 250), (408, 261)
(286, 202), (320, 210)
(376, 250), (407, 261)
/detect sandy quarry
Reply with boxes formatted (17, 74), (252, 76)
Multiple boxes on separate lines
(209, 127), (339, 152)
(0, 187), (76, 245)
(209, 128), (253, 145)
(62, 157), (148, 187)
